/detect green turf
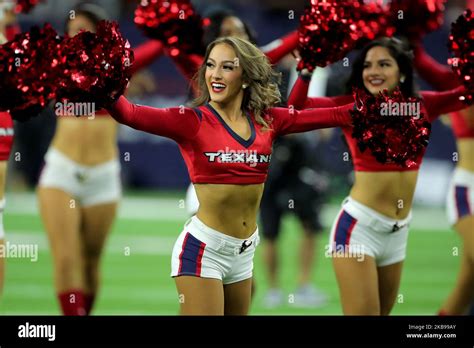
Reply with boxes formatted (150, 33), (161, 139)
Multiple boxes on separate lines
(0, 212), (460, 315)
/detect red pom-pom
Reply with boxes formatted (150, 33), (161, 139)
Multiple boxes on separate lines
(350, 88), (430, 167)
(0, 24), (62, 121)
(14, 0), (44, 14)
(134, 0), (204, 56)
(297, 0), (358, 71)
(350, 0), (395, 48)
(56, 21), (134, 110)
(389, 0), (446, 39)
(448, 9), (474, 105)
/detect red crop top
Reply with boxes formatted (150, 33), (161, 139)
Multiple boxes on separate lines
(288, 76), (468, 171)
(107, 96), (353, 184)
(414, 45), (474, 138)
(0, 112), (14, 161)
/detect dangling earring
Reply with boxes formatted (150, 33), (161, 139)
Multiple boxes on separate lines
(242, 84), (248, 89)
(400, 76), (406, 83)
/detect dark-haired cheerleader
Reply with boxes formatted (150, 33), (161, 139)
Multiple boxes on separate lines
(288, 37), (467, 315)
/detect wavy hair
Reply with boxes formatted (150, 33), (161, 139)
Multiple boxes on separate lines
(192, 36), (281, 128)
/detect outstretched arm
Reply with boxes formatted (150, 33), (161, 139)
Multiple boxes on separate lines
(422, 86), (468, 122)
(413, 45), (461, 91)
(270, 103), (353, 136)
(129, 40), (165, 75)
(287, 73), (353, 109)
(262, 31), (299, 65)
(167, 50), (204, 82)
(106, 96), (201, 142)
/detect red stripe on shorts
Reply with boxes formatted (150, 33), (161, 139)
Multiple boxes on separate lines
(195, 242), (206, 276)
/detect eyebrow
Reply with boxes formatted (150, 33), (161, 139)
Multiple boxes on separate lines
(207, 58), (237, 64)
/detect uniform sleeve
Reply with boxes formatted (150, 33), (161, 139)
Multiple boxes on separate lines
(421, 86), (468, 122)
(167, 50), (204, 81)
(129, 40), (165, 75)
(287, 75), (354, 109)
(270, 104), (353, 136)
(262, 31), (299, 65)
(106, 96), (201, 142)
(413, 45), (461, 91)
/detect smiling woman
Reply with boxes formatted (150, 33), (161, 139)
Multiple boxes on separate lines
(105, 36), (355, 315)
(287, 37), (467, 316)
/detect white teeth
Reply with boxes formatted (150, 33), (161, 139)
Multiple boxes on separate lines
(212, 83), (226, 88)
(370, 79), (384, 85)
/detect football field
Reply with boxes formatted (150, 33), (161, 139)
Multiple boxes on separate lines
(0, 192), (460, 315)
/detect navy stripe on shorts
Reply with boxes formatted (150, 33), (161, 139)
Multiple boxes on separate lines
(178, 232), (206, 276)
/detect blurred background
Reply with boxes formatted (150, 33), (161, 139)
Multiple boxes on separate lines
(0, 0), (470, 315)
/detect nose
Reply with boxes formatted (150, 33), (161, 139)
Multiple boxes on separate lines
(211, 67), (223, 80)
(366, 65), (382, 77)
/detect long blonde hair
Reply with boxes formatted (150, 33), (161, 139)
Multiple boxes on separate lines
(192, 36), (281, 128)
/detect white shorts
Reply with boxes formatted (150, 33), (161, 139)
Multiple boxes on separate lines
(0, 198), (5, 239)
(38, 148), (122, 207)
(446, 167), (474, 226)
(185, 184), (200, 215)
(328, 197), (411, 267)
(171, 216), (260, 285)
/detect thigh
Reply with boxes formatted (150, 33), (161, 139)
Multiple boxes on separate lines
(455, 216), (474, 262)
(174, 276), (224, 315)
(377, 261), (404, 315)
(332, 255), (380, 315)
(38, 187), (82, 259)
(81, 202), (118, 257)
(223, 278), (253, 315)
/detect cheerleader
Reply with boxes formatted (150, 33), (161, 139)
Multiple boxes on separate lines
(287, 37), (467, 315)
(0, 0), (16, 299)
(0, 111), (13, 299)
(178, 8), (298, 215)
(105, 37), (354, 315)
(37, 3), (163, 315)
(413, 42), (474, 315)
